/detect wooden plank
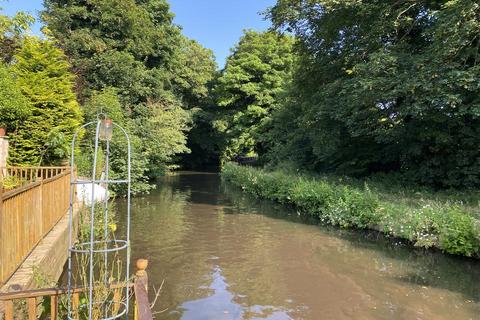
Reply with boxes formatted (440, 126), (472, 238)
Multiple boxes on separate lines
(4, 300), (13, 320)
(28, 297), (36, 320)
(51, 295), (58, 320)
(1, 181), (42, 200)
(72, 292), (80, 320)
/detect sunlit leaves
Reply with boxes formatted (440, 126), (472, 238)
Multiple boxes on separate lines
(214, 30), (294, 160)
(265, 0), (480, 187)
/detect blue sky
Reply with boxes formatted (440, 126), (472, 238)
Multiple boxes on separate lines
(0, 0), (275, 68)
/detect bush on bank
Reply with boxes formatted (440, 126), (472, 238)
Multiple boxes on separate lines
(221, 163), (480, 258)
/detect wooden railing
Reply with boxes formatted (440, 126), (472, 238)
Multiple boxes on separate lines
(0, 259), (153, 320)
(0, 166), (69, 191)
(0, 167), (72, 285)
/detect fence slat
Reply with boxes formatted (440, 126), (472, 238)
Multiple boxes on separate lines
(51, 295), (58, 320)
(72, 292), (80, 320)
(4, 300), (13, 320)
(28, 297), (36, 320)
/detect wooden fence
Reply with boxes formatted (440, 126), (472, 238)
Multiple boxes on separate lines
(0, 166), (68, 191)
(0, 167), (72, 285)
(0, 259), (153, 320)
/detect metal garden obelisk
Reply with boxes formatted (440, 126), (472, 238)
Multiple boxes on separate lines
(67, 116), (131, 320)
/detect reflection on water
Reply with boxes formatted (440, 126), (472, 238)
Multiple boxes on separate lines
(117, 172), (480, 320)
(179, 266), (294, 320)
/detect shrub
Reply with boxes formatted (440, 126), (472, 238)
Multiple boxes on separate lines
(8, 37), (82, 165)
(438, 207), (480, 257)
(222, 163), (381, 229)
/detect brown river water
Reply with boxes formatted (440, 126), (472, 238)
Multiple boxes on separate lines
(116, 172), (480, 320)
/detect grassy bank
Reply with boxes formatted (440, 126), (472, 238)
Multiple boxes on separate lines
(221, 163), (480, 258)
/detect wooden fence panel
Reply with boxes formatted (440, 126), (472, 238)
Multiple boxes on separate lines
(0, 168), (71, 285)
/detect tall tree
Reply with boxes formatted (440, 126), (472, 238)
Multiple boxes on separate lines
(213, 30), (294, 161)
(265, 0), (480, 187)
(172, 37), (217, 109)
(42, 0), (181, 104)
(42, 0), (216, 188)
(175, 39), (219, 169)
(8, 37), (83, 165)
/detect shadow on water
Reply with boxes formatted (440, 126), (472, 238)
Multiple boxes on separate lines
(117, 172), (480, 320)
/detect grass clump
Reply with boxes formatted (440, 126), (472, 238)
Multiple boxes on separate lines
(221, 162), (480, 258)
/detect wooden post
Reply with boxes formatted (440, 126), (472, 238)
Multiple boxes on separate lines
(0, 170), (3, 284)
(134, 259), (152, 320)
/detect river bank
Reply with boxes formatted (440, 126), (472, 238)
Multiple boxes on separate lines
(221, 163), (480, 258)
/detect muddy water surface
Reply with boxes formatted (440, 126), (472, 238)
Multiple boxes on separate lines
(117, 172), (480, 320)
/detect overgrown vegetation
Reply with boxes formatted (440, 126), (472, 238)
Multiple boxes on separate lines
(262, 0), (480, 188)
(0, 1), (216, 194)
(222, 163), (480, 257)
(72, 203), (126, 320)
(41, 0), (216, 193)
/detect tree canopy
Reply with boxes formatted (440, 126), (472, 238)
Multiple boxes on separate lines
(263, 0), (480, 188)
(42, 0), (217, 193)
(213, 30), (294, 161)
(1, 0), (479, 190)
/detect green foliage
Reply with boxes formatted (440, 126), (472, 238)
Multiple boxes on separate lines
(173, 38), (217, 108)
(222, 163), (480, 257)
(265, 0), (480, 188)
(135, 99), (192, 176)
(81, 88), (152, 195)
(438, 208), (479, 256)
(222, 162), (380, 229)
(42, 0), (216, 108)
(42, 0), (216, 182)
(181, 105), (224, 169)
(0, 63), (29, 129)
(0, 9), (34, 62)
(1, 174), (21, 190)
(77, 201), (118, 243)
(213, 30), (294, 160)
(8, 37), (83, 165)
(81, 89), (192, 194)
